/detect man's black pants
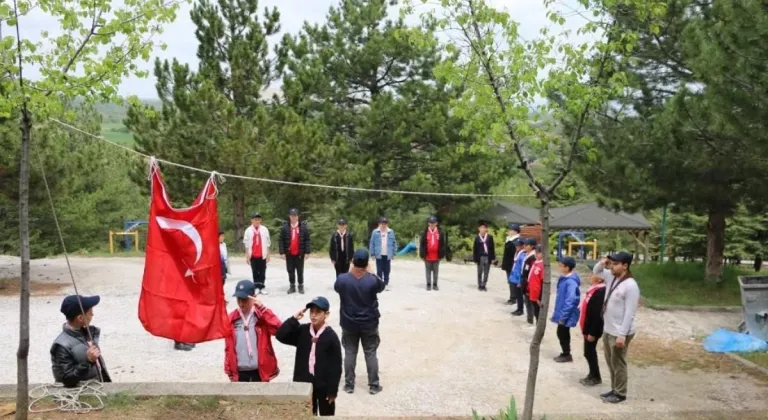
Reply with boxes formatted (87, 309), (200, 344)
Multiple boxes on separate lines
(584, 337), (602, 380)
(250, 257), (266, 289)
(341, 328), (380, 389)
(286, 254), (305, 285)
(334, 259), (350, 278)
(557, 325), (571, 356)
(312, 387), (336, 416)
(237, 370), (261, 382)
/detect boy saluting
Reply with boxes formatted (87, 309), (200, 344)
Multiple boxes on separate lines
(277, 296), (343, 417)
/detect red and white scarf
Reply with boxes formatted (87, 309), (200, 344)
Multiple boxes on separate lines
(309, 324), (327, 375)
(579, 284), (605, 333)
(237, 308), (255, 357)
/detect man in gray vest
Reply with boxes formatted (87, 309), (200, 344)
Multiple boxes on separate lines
(51, 295), (111, 387)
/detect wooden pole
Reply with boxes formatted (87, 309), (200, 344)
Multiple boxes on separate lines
(109, 232), (114, 254)
(134, 232), (139, 252)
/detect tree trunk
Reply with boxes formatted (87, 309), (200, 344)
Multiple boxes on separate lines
(232, 190), (246, 253)
(16, 111), (31, 420)
(522, 198), (551, 420)
(705, 209), (726, 282)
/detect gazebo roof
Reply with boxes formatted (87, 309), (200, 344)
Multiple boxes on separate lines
(487, 202), (652, 231)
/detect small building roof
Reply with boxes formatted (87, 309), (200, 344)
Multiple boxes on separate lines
(488, 202), (651, 231)
(485, 202), (539, 225)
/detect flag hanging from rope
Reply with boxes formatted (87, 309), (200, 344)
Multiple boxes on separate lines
(139, 159), (231, 343)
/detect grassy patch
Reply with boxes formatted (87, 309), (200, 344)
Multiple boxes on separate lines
(101, 122), (134, 145)
(741, 352), (768, 369)
(632, 262), (748, 306)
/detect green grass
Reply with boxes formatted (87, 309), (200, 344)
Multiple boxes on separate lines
(741, 352), (768, 369)
(101, 122), (134, 144)
(632, 262), (749, 306)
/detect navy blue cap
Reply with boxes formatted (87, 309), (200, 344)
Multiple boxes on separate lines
(233, 280), (256, 298)
(337, 218), (348, 225)
(378, 217), (389, 224)
(608, 252), (633, 265)
(559, 256), (576, 270)
(535, 245), (543, 253)
(288, 208), (299, 216)
(427, 216), (438, 224)
(507, 223), (521, 232)
(352, 248), (369, 267)
(477, 220), (489, 227)
(250, 212), (262, 219)
(514, 239), (524, 247)
(306, 296), (330, 311)
(61, 295), (100, 319)
(525, 238), (537, 246)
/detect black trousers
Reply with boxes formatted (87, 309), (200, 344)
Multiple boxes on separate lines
(584, 337), (601, 380)
(286, 254), (305, 285)
(334, 259), (350, 278)
(237, 370), (261, 382)
(250, 257), (267, 289)
(342, 328), (380, 389)
(531, 301), (541, 323)
(514, 285), (524, 311)
(312, 387), (336, 416)
(557, 325), (571, 355)
(505, 271), (514, 300)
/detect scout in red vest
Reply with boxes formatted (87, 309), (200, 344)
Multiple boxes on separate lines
(243, 212), (271, 295)
(418, 216), (450, 291)
(279, 208), (312, 294)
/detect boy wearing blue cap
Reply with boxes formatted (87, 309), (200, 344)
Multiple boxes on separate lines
(551, 257), (581, 363)
(277, 296), (343, 416)
(509, 239), (526, 315)
(51, 295), (111, 387)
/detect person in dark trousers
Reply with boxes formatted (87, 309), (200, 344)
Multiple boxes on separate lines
(329, 219), (355, 278)
(334, 249), (385, 395)
(551, 256), (581, 363)
(520, 238), (538, 324)
(279, 208), (311, 295)
(501, 224), (521, 304)
(509, 239), (526, 314)
(473, 220), (496, 291)
(755, 254), (762, 272)
(276, 297), (342, 416)
(527, 245), (544, 323)
(579, 270), (607, 386)
(243, 212), (271, 295)
(369, 217), (396, 290)
(224, 280), (281, 383)
(419, 216), (450, 291)
(51, 295), (112, 387)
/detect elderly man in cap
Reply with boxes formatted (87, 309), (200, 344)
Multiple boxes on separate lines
(334, 249), (385, 395)
(329, 218), (355, 278)
(279, 208), (312, 294)
(243, 211), (271, 295)
(224, 280), (281, 382)
(369, 217), (396, 290)
(592, 252), (640, 404)
(419, 216), (450, 291)
(51, 295), (111, 387)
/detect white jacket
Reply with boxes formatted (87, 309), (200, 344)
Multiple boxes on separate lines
(243, 225), (271, 258)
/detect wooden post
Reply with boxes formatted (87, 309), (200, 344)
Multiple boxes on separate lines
(644, 231), (649, 263)
(109, 231), (114, 254)
(134, 232), (139, 252)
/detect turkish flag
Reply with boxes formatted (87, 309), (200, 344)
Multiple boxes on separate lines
(138, 161), (231, 343)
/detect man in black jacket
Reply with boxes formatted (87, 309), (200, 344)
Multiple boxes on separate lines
(472, 220), (496, 291)
(418, 216), (450, 291)
(329, 218), (354, 278)
(501, 223), (521, 303)
(279, 208), (311, 294)
(51, 295), (111, 387)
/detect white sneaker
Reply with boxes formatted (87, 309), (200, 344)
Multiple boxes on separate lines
(259, 288), (269, 295)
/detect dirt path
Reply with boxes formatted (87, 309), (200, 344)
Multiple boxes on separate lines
(0, 256), (765, 417)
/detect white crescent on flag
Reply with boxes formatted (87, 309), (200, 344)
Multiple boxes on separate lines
(156, 216), (203, 276)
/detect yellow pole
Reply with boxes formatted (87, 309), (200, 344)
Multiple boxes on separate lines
(109, 231), (114, 254)
(134, 232), (139, 252)
(594, 239), (598, 260)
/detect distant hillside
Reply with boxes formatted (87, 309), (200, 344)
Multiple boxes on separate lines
(95, 99), (162, 124)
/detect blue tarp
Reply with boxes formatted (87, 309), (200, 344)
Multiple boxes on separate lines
(397, 242), (417, 256)
(703, 328), (768, 353)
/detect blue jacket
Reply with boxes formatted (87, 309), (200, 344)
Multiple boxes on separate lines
(369, 228), (397, 260)
(508, 250), (526, 284)
(551, 272), (581, 328)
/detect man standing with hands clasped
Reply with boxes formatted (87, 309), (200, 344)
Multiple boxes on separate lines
(280, 208), (312, 295)
(593, 252), (640, 404)
(329, 218), (355, 278)
(419, 216), (450, 291)
(243, 212), (271, 295)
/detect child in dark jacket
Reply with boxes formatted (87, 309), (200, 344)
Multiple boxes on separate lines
(276, 296), (342, 416)
(472, 220), (496, 291)
(550, 256), (581, 363)
(579, 272), (607, 386)
(501, 224), (521, 303)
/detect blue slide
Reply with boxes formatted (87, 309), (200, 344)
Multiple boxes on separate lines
(397, 242), (418, 256)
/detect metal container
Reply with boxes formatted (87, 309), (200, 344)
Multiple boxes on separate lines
(738, 276), (768, 341)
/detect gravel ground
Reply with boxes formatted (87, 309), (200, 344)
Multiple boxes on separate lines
(0, 255), (766, 417)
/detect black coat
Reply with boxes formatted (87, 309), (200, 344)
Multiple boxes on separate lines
(51, 325), (111, 387)
(582, 287), (607, 337)
(279, 221), (311, 256)
(418, 227), (451, 261)
(520, 253), (536, 292)
(501, 237), (519, 272)
(329, 230), (355, 263)
(275, 317), (343, 397)
(472, 234), (496, 263)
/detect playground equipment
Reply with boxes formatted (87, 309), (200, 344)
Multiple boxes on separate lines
(556, 231), (585, 259)
(108, 220), (147, 253)
(123, 220), (147, 251)
(109, 230), (139, 254)
(397, 242), (417, 256)
(567, 240), (598, 260)
(737, 276), (768, 341)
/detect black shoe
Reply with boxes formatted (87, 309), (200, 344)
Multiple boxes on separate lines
(433, 284), (439, 291)
(511, 310), (524, 316)
(343, 385), (354, 394)
(174, 342), (194, 351)
(506, 299), (515, 305)
(427, 284), (432, 291)
(287, 285), (296, 294)
(600, 390), (616, 399)
(603, 394), (626, 404)
(482, 286), (488, 291)
(553, 354), (573, 363)
(527, 318), (534, 325)
(579, 376), (602, 387)
(369, 385), (383, 395)
(298, 285), (304, 294)
(477, 285), (482, 290)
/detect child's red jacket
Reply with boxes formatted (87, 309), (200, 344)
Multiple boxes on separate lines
(224, 303), (281, 382)
(528, 259), (544, 302)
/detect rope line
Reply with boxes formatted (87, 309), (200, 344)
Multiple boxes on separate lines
(49, 117), (536, 198)
(28, 382), (106, 413)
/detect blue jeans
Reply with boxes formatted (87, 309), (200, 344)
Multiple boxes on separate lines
(376, 257), (391, 285)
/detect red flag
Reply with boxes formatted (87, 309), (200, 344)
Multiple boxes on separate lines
(138, 160), (231, 343)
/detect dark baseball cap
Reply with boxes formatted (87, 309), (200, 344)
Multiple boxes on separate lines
(525, 238), (537, 246)
(60, 295), (100, 319)
(250, 212), (262, 219)
(337, 218), (347, 225)
(427, 216), (438, 224)
(352, 248), (369, 267)
(507, 223), (521, 232)
(288, 208), (299, 216)
(535, 245), (543, 253)
(608, 252), (633, 265)
(559, 256), (576, 270)
(306, 296), (330, 311)
(514, 239), (524, 247)
(378, 217), (389, 224)
(233, 280), (256, 298)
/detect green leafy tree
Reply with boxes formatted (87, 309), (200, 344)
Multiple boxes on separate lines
(406, 0), (665, 418)
(0, 0), (180, 416)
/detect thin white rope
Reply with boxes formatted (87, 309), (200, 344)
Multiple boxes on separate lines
(29, 382), (106, 413)
(49, 117), (535, 198)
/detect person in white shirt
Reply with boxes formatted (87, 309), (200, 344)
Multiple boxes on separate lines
(243, 212), (272, 295)
(219, 231), (229, 285)
(592, 252), (640, 404)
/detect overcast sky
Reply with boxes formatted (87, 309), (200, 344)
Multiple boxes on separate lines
(16, 0), (591, 99)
